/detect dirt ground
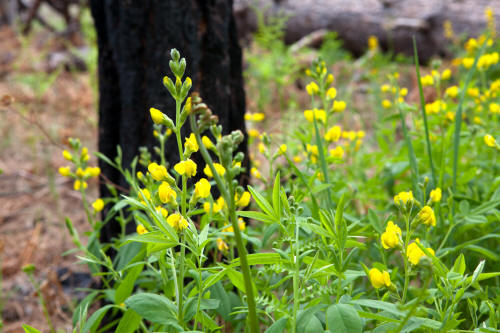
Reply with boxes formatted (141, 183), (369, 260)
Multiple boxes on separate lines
(0, 27), (98, 332)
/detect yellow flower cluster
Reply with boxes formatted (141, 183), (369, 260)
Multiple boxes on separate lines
(244, 112), (265, 122)
(159, 182), (177, 204)
(304, 109), (326, 123)
(174, 159), (197, 177)
(204, 163), (226, 178)
(407, 238), (435, 265)
(369, 268), (391, 289)
(381, 221), (401, 249)
(148, 162), (169, 181)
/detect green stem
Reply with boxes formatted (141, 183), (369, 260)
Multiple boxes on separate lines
(174, 98), (186, 327)
(292, 215), (300, 333)
(189, 115), (259, 333)
(452, 41), (486, 214)
(28, 274), (55, 333)
(413, 38), (436, 186)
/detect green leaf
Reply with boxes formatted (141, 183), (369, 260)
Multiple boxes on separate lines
(82, 304), (115, 333)
(231, 253), (283, 267)
(350, 299), (405, 317)
(273, 171), (282, 218)
(22, 325), (42, 333)
(115, 263), (144, 304)
(452, 254), (466, 275)
(265, 316), (289, 333)
(125, 293), (177, 326)
(248, 185), (276, 218)
(470, 260), (485, 285)
(115, 308), (142, 333)
(326, 304), (363, 333)
(297, 308), (324, 333)
(237, 210), (277, 224)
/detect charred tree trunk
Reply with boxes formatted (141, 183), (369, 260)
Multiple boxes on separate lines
(90, 0), (247, 243)
(235, 0), (500, 62)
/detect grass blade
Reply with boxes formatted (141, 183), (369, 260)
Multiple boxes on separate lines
(413, 37), (436, 186)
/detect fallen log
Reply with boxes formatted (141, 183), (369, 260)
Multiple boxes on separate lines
(234, 0), (500, 61)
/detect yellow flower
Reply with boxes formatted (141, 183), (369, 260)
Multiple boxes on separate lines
(394, 191), (414, 207)
(148, 162), (169, 181)
(417, 206), (436, 227)
(88, 167), (101, 178)
(238, 218), (246, 231)
(332, 100), (346, 112)
(63, 150), (73, 161)
(235, 191), (251, 208)
(244, 113), (252, 121)
(137, 224), (148, 235)
(92, 198), (104, 212)
(306, 82), (319, 95)
(445, 111), (455, 122)
(184, 97), (192, 114)
(74, 180), (88, 191)
(381, 84), (391, 93)
(150, 107), (165, 125)
(445, 86), (459, 98)
(174, 159), (197, 177)
(252, 113), (265, 122)
(136, 171), (144, 180)
(369, 268), (391, 289)
(76, 167), (85, 178)
(194, 178), (211, 198)
(326, 87), (337, 100)
(329, 146), (344, 159)
(203, 163), (226, 178)
(159, 182), (177, 204)
(489, 103), (500, 114)
(304, 109), (326, 123)
(198, 137), (213, 152)
(293, 156), (302, 163)
(430, 188), (442, 202)
(441, 69), (452, 80)
(357, 131), (365, 139)
(217, 238), (229, 251)
(167, 213), (188, 231)
(184, 133), (199, 153)
(326, 74), (334, 85)
(251, 167), (262, 179)
(223, 224), (234, 233)
(420, 75), (434, 86)
(58, 166), (71, 177)
(462, 57), (474, 69)
(139, 188), (151, 200)
(81, 147), (90, 161)
(382, 99), (392, 109)
(368, 35), (379, 51)
(156, 206), (168, 218)
(258, 142), (266, 154)
(381, 221), (401, 249)
(278, 144), (287, 154)
(325, 125), (342, 142)
(248, 129), (260, 138)
(484, 134), (497, 148)
(407, 239), (435, 265)
(467, 87), (479, 97)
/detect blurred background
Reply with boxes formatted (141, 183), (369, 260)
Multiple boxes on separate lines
(0, 0), (498, 331)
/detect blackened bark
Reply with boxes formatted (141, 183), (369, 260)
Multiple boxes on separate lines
(90, 0), (247, 243)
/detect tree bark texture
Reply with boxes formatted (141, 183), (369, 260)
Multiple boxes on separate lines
(90, 0), (247, 241)
(235, 0), (500, 62)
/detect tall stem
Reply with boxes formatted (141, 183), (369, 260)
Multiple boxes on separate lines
(292, 215), (300, 333)
(189, 115), (259, 333)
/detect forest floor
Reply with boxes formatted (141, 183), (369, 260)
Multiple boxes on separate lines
(0, 26), (98, 332)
